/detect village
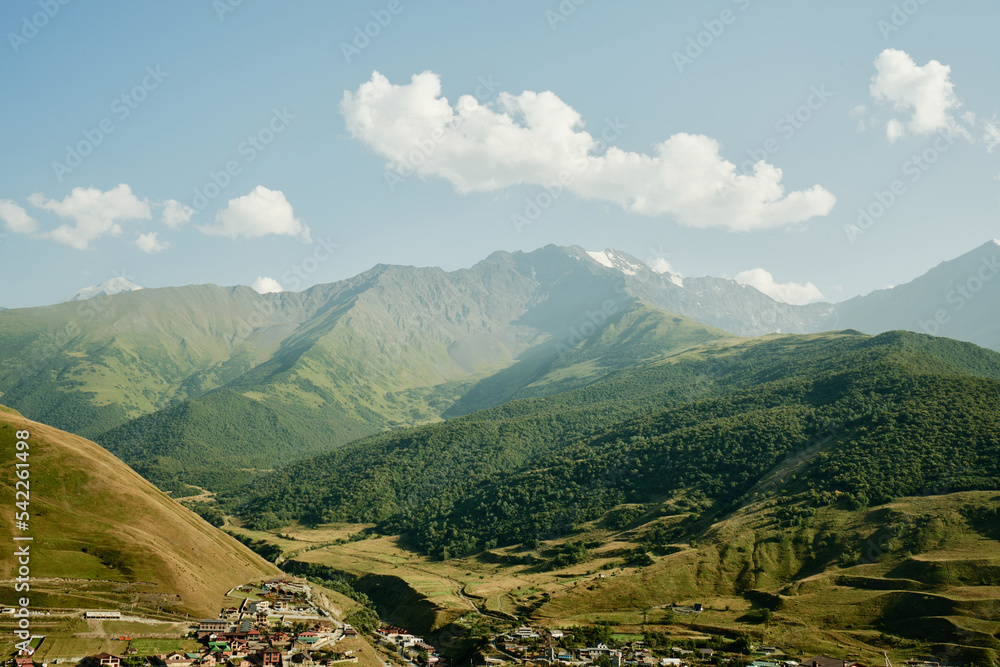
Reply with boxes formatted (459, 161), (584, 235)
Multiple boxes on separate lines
(10, 579), (366, 667)
(8, 579), (952, 667)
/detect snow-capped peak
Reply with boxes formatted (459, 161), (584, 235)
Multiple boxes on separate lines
(66, 277), (144, 302)
(586, 250), (615, 269)
(585, 249), (645, 276)
(993, 238), (1000, 247)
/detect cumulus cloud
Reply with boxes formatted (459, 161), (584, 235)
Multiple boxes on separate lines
(160, 199), (194, 228)
(135, 232), (169, 253)
(27, 184), (151, 250)
(200, 186), (310, 242)
(0, 199), (38, 234)
(342, 71), (836, 231)
(869, 49), (968, 143)
(735, 268), (824, 305)
(649, 257), (673, 274)
(251, 276), (283, 294)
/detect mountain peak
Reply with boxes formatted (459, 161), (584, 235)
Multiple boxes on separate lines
(583, 249), (647, 276)
(66, 276), (144, 302)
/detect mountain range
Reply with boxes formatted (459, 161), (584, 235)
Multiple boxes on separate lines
(0, 241), (997, 492)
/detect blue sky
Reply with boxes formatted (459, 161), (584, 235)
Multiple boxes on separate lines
(1, 0), (998, 308)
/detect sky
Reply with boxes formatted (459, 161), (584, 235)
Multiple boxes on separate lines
(1, 0), (998, 308)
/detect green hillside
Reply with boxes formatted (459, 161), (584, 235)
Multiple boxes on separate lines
(235, 330), (1000, 558)
(0, 250), (729, 493)
(0, 405), (280, 618)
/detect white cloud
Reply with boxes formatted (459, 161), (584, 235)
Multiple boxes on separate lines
(251, 276), (283, 294)
(28, 184), (151, 250)
(342, 71), (836, 231)
(160, 199), (194, 228)
(0, 199), (38, 234)
(983, 116), (1000, 153)
(649, 257), (673, 274)
(135, 232), (169, 253)
(200, 186), (310, 242)
(735, 268), (824, 305)
(869, 49), (968, 143)
(849, 104), (869, 131)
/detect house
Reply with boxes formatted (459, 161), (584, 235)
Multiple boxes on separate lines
(549, 630), (565, 640)
(342, 627), (357, 638)
(162, 652), (194, 667)
(377, 626), (415, 644)
(15, 658), (34, 667)
(261, 649), (283, 667)
(803, 657), (845, 667)
(199, 620), (229, 637)
(699, 650), (715, 658)
(94, 653), (123, 667)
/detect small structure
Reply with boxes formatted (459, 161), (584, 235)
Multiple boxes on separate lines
(86, 611), (123, 620)
(199, 619), (229, 636)
(93, 654), (122, 667)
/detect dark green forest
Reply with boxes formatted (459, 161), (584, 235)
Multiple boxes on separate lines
(231, 331), (1000, 558)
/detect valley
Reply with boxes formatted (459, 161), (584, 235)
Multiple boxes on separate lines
(2, 243), (999, 667)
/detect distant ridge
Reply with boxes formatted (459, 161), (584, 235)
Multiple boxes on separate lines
(66, 276), (144, 302)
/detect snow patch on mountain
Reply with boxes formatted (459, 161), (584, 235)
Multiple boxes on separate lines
(586, 251), (614, 268)
(586, 249), (646, 276)
(67, 277), (144, 302)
